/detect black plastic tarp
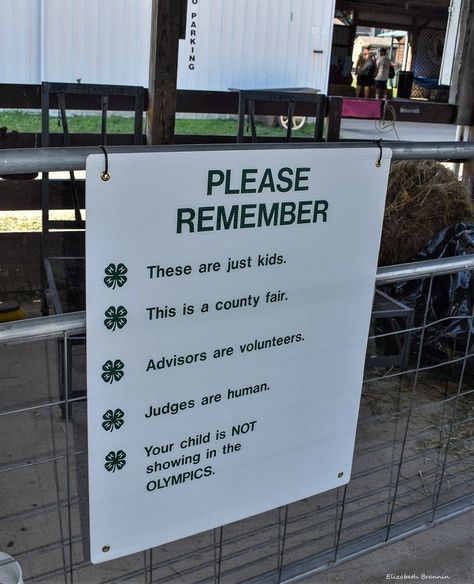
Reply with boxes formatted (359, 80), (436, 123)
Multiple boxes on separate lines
(384, 223), (474, 366)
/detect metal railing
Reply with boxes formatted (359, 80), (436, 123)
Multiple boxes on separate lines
(1, 141), (474, 176)
(1, 142), (473, 583)
(2, 255), (474, 343)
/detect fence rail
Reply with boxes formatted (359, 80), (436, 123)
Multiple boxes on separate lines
(0, 142), (473, 583)
(1, 141), (474, 176)
(2, 255), (474, 343)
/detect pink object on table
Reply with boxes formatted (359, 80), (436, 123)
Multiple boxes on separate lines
(341, 99), (382, 119)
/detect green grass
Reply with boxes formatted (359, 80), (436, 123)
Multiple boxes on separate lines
(0, 110), (317, 138)
(0, 110), (136, 134)
(174, 117), (318, 138)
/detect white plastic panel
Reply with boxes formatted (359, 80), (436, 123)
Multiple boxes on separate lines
(42, 0), (152, 85)
(0, 0), (41, 83)
(1, 0), (334, 94)
(177, 0), (335, 93)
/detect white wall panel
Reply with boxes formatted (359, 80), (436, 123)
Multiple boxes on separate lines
(42, 0), (152, 85)
(177, 0), (334, 92)
(0, 0), (40, 83)
(1, 0), (334, 94)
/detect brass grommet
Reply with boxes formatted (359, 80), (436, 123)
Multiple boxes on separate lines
(101, 171), (111, 182)
(102, 545), (111, 553)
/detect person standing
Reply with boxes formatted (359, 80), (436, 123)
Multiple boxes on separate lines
(374, 48), (391, 99)
(355, 47), (375, 98)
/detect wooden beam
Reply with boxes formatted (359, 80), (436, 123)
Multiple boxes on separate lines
(452, 0), (474, 126)
(147, 0), (185, 144)
(326, 97), (343, 141)
(338, 0), (449, 10)
(410, 21), (419, 70)
(0, 232), (84, 294)
(0, 180), (85, 211)
(0, 83), (148, 111)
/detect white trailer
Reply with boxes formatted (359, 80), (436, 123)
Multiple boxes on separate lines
(2, 0), (334, 94)
(178, 0), (335, 93)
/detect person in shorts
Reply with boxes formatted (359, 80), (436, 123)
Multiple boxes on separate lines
(355, 47), (375, 98)
(374, 48), (391, 99)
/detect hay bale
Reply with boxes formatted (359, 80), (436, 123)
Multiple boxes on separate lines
(379, 160), (474, 266)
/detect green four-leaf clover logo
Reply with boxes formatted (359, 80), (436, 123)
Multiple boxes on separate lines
(104, 450), (127, 473)
(104, 306), (128, 331)
(101, 359), (125, 383)
(102, 408), (125, 432)
(104, 263), (128, 289)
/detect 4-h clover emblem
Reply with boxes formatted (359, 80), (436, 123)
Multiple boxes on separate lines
(102, 409), (125, 432)
(104, 306), (128, 331)
(104, 450), (127, 473)
(104, 263), (128, 289)
(101, 359), (125, 384)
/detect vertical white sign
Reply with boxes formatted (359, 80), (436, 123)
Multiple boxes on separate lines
(86, 147), (391, 563)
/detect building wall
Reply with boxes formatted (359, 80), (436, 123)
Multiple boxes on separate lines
(1, 0), (334, 93)
(0, 0), (41, 84)
(41, 0), (152, 86)
(177, 0), (335, 93)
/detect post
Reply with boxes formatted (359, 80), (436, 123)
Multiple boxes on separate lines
(408, 23), (418, 72)
(147, 0), (187, 144)
(450, 0), (474, 190)
(326, 97), (343, 141)
(452, 0), (474, 126)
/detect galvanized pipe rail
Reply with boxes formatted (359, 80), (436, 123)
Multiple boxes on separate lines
(0, 141), (473, 342)
(0, 141), (474, 175)
(2, 255), (474, 343)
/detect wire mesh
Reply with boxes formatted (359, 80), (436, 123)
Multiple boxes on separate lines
(1, 270), (473, 583)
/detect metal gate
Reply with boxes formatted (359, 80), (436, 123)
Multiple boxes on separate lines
(1, 142), (474, 583)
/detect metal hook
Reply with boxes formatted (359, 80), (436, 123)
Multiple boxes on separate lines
(100, 145), (110, 181)
(375, 139), (383, 168)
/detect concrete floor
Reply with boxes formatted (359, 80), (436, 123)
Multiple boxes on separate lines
(303, 510), (474, 584)
(340, 118), (458, 142)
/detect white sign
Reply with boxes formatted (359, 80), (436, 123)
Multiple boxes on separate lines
(86, 147), (391, 563)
